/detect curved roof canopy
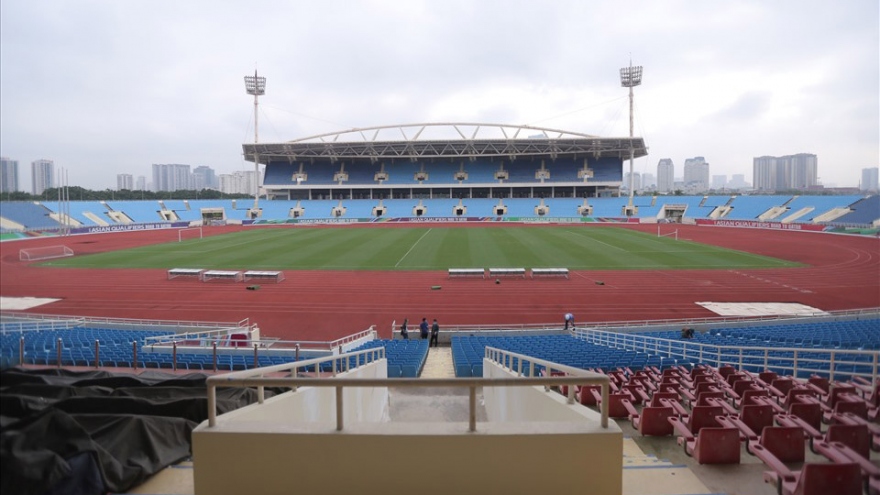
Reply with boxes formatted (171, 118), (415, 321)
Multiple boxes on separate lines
(243, 122), (648, 163)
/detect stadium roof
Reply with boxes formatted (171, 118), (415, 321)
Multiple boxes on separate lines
(243, 123), (648, 163)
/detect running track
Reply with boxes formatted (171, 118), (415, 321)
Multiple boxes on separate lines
(1, 224), (878, 341)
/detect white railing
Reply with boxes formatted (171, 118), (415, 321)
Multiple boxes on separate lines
(0, 311), (249, 333)
(574, 327), (880, 382)
(411, 307), (879, 335)
(1, 318), (83, 333)
(205, 347), (611, 432)
(484, 346), (611, 428)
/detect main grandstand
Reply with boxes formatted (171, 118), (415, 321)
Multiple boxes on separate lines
(248, 123), (647, 205)
(2, 122), (879, 495)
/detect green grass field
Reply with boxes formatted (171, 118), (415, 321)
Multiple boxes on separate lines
(39, 226), (802, 271)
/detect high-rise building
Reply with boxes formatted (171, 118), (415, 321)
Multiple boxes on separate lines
(683, 157), (710, 192)
(641, 173), (655, 190)
(656, 159), (674, 193)
(152, 164), (192, 192)
(861, 167), (879, 192)
(1, 156), (19, 193)
(219, 170), (262, 195)
(753, 153), (817, 191)
(728, 174), (750, 190)
(31, 159), (54, 196)
(623, 172), (641, 192)
(136, 176), (147, 191)
(117, 173), (134, 190)
(192, 165), (218, 190)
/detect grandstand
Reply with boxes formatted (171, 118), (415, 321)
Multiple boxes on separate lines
(2, 193), (877, 229)
(2, 310), (878, 494)
(1, 122), (878, 494)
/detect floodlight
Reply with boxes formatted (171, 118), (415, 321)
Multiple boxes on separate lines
(619, 65), (642, 88)
(244, 70), (266, 211)
(244, 72), (266, 95)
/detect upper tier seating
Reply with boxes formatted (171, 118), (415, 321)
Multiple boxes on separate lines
(0, 202), (62, 229)
(725, 195), (793, 220)
(832, 195), (880, 226)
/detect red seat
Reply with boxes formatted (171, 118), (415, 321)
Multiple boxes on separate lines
(763, 462), (862, 495)
(577, 385), (601, 406)
(750, 426), (805, 463)
(690, 427), (741, 464)
(740, 404), (776, 439)
(633, 406), (675, 437)
(769, 378), (797, 399)
(807, 376), (830, 395)
(825, 423), (871, 460)
(758, 371), (779, 386)
(789, 402), (823, 433)
(229, 333), (249, 347)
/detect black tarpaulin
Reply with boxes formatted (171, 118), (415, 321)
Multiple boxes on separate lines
(0, 367), (267, 495)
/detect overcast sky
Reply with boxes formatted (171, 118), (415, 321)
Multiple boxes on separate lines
(1, 0), (877, 191)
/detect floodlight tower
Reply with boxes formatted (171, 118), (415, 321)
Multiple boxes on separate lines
(619, 60), (642, 215)
(244, 70), (266, 215)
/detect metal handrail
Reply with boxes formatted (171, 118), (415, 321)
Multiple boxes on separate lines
(575, 327), (880, 382)
(484, 346), (610, 428)
(206, 347), (611, 432)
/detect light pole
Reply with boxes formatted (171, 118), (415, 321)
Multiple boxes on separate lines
(244, 70), (266, 216)
(619, 60), (642, 214)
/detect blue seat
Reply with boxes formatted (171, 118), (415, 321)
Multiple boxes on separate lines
(387, 364), (402, 377)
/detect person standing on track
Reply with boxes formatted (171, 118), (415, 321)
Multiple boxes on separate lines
(564, 313), (575, 331)
(430, 319), (440, 347)
(400, 318), (409, 340)
(420, 318), (429, 340)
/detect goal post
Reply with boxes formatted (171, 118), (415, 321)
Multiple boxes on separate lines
(19, 245), (74, 261)
(178, 226), (203, 242)
(657, 226), (679, 240)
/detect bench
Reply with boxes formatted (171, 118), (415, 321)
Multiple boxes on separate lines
(448, 268), (485, 279)
(488, 268), (526, 278)
(531, 268), (569, 279)
(200, 270), (243, 282)
(243, 270), (285, 283)
(168, 268), (204, 280)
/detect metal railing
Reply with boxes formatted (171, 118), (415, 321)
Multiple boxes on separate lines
(484, 346), (611, 428)
(205, 346), (611, 432)
(390, 307), (880, 337)
(575, 327), (880, 382)
(1, 311), (249, 333)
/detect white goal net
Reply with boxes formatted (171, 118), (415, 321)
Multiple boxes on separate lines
(178, 227), (203, 242)
(19, 245), (74, 261)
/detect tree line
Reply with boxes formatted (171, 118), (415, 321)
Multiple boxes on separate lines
(1, 187), (254, 202)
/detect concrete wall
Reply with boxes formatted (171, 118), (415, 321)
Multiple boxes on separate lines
(193, 359), (622, 495)
(206, 359), (389, 425)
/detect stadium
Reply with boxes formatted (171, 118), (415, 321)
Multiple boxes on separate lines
(1, 122), (879, 495)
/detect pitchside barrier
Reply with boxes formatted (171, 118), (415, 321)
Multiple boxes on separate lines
(243, 270), (285, 283)
(200, 270), (243, 283)
(488, 268), (526, 278)
(19, 245), (74, 262)
(448, 268), (485, 278)
(530, 268), (569, 279)
(168, 268), (205, 280)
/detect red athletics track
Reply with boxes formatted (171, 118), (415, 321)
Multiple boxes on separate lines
(1, 224), (878, 341)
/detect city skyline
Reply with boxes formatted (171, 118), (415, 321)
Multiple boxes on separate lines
(1, 1), (877, 191)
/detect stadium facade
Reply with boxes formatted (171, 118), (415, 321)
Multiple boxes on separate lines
(244, 123), (647, 204)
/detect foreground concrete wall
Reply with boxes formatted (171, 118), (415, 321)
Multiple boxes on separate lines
(483, 357), (608, 423)
(210, 360), (389, 424)
(193, 359), (622, 495)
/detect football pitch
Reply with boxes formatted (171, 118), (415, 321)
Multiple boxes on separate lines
(40, 226), (802, 271)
